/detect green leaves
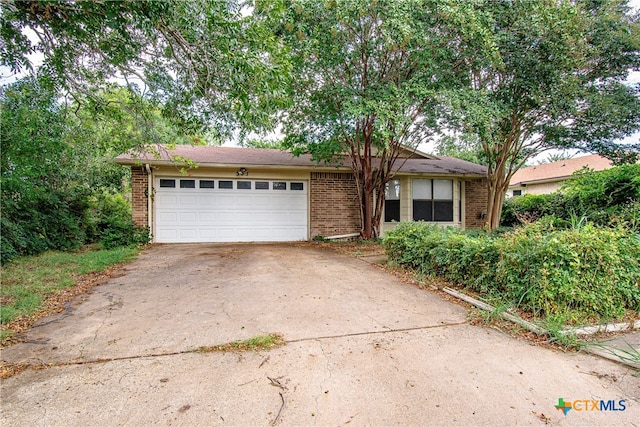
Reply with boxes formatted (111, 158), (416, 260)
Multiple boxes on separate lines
(443, 0), (640, 228)
(278, 0), (464, 236)
(1, 0), (290, 137)
(384, 220), (640, 321)
(502, 164), (640, 231)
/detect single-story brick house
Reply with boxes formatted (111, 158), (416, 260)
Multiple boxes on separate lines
(507, 154), (613, 197)
(115, 145), (488, 243)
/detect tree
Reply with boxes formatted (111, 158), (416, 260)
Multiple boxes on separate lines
(435, 134), (487, 165)
(536, 152), (575, 166)
(1, 0), (289, 139)
(444, 0), (640, 229)
(273, 0), (463, 238)
(0, 76), (191, 262)
(64, 85), (209, 190)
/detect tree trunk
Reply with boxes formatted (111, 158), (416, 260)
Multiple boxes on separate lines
(362, 185), (374, 239)
(487, 184), (506, 229)
(485, 167), (511, 229)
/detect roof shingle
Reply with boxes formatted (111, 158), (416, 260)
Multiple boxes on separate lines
(509, 154), (612, 186)
(115, 145), (487, 177)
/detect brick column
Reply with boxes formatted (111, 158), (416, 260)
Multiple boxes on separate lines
(131, 166), (149, 227)
(310, 172), (361, 238)
(464, 178), (488, 229)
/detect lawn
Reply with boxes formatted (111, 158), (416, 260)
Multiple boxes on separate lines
(1, 245), (139, 344)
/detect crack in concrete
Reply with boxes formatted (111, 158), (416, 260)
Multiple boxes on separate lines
(78, 303), (112, 361)
(5, 322), (468, 376)
(286, 321), (468, 344)
(313, 339), (332, 420)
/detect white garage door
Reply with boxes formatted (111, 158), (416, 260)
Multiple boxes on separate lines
(154, 177), (308, 243)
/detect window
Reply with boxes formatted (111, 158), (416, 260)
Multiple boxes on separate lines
(412, 179), (432, 221)
(255, 181), (269, 190)
(200, 180), (215, 189)
(273, 182), (287, 190)
(512, 189), (522, 196)
(412, 179), (454, 222)
(159, 179), (175, 188)
(180, 179), (196, 189)
(384, 179), (401, 222)
(237, 181), (251, 189)
(219, 180), (233, 189)
(291, 182), (304, 191)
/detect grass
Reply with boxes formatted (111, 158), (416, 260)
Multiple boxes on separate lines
(197, 333), (286, 353)
(1, 245), (139, 342)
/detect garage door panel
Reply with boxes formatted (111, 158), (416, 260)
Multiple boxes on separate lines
(157, 212), (178, 225)
(179, 212), (198, 223)
(155, 229), (178, 241)
(157, 195), (179, 208)
(198, 212), (217, 223)
(198, 229), (217, 239)
(155, 178), (308, 243)
(197, 195), (217, 208)
(177, 229), (198, 240)
(178, 195), (198, 207)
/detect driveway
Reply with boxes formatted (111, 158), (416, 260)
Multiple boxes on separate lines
(1, 243), (638, 425)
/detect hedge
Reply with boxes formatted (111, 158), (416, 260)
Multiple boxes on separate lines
(384, 220), (640, 321)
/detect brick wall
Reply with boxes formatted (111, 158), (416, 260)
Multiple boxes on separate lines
(310, 172), (361, 238)
(465, 178), (488, 229)
(131, 166), (148, 227)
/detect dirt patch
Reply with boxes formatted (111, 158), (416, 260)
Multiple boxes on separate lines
(1, 264), (128, 349)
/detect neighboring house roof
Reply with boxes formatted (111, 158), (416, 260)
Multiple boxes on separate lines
(115, 145), (487, 177)
(509, 154), (613, 187)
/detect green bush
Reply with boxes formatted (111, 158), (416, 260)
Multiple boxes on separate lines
(0, 187), (87, 264)
(502, 164), (640, 231)
(384, 220), (640, 321)
(1, 188), (148, 265)
(501, 193), (568, 227)
(88, 191), (150, 249)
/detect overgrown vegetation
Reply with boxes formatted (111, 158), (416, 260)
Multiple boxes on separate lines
(0, 246), (139, 342)
(0, 78), (157, 265)
(502, 164), (640, 231)
(384, 220), (640, 323)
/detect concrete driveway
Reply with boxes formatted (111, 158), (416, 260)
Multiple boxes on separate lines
(1, 243), (638, 426)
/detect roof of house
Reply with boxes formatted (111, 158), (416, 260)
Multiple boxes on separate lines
(115, 145), (487, 177)
(509, 154), (613, 187)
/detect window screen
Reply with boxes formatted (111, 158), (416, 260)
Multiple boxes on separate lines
(434, 179), (453, 199)
(237, 181), (251, 189)
(384, 179), (401, 222)
(255, 181), (269, 190)
(412, 179), (454, 222)
(413, 200), (433, 221)
(180, 179), (196, 188)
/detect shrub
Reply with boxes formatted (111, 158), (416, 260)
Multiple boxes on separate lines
(384, 220), (640, 321)
(1, 188), (148, 265)
(0, 187), (87, 264)
(502, 164), (640, 231)
(88, 190), (150, 249)
(493, 220), (639, 319)
(501, 193), (569, 227)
